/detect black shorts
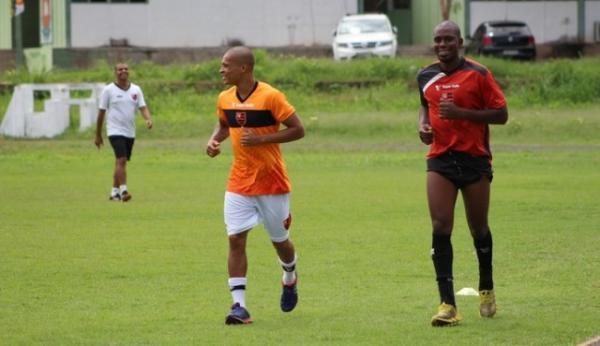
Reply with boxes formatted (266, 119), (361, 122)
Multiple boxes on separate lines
(427, 150), (493, 189)
(108, 135), (135, 161)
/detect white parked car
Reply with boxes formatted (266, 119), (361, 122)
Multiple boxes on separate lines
(332, 14), (397, 61)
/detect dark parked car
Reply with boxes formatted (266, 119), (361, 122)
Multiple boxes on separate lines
(466, 21), (536, 60)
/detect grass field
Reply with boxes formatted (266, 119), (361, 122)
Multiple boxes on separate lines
(1, 106), (599, 345)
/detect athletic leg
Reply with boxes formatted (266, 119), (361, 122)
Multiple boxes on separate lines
(427, 171), (459, 306)
(273, 239), (296, 283)
(462, 177), (496, 317)
(114, 157), (127, 186)
(114, 157), (131, 201)
(461, 177), (493, 290)
(228, 230), (249, 280)
(228, 231), (250, 309)
(226, 230), (252, 324)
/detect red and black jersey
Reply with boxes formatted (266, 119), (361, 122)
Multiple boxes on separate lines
(417, 57), (506, 159)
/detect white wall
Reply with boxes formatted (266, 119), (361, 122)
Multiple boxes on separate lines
(585, 1), (600, 42)
(470, 1), (578, 43)
(71, 0), (356, 48)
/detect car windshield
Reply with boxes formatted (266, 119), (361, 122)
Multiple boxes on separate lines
(489, 24), (531, 35)
(338, 18), (390, 35)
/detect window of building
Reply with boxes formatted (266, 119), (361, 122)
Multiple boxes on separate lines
(392, 0), (410, 10)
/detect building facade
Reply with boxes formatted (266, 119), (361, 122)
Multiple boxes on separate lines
(1, 0), (599, 56)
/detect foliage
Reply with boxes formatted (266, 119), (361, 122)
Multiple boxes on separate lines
(1, 55), (599, 139)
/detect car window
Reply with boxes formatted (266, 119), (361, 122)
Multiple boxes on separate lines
(338, 18), (391, 35)
(474, 25), (485, 39)
(489, 24), (531, 35)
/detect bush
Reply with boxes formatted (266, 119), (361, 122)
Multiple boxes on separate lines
(2, 54), (599, 120)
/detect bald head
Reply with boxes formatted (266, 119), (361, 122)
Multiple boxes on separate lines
(434, 20), (462, 39)
(224, 46), (255, 71)
(432, 20), (463, 66)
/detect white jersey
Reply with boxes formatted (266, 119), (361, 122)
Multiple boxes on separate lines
(99, 82), (146, 138)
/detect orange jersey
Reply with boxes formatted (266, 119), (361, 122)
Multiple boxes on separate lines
(217, 82), (296, 195)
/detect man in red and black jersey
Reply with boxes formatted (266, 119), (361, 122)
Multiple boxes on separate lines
(417, 21), (508, 327)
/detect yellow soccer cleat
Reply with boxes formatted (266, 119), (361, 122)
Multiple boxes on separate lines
(431, 303), (462, 327)
(479, 290), (496, 318)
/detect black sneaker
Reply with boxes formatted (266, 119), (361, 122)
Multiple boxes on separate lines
(280, 278), (298, 312)
(121, 191), (132, 202)
(225, 303), (252, 325)
(109, 194), (121, 201)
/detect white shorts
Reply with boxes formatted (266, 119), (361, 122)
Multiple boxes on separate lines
(224, 192), (292, 242)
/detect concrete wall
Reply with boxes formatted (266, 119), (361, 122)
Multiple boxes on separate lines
(71, 0), (357, 48)
(470, 1), (578, 43)
(0, 0), (12, 49)
(0, 50), (15, 71)
(585, 0), (600, 43)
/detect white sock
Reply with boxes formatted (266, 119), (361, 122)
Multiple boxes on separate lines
(279, 255), (297, 285)
(111, 187), (119, 196)
(119, 184), (128, 194)
(228, 277), (247, 307)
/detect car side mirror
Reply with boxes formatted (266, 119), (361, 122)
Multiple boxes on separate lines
(333, 30), (337, 37)
(393, 26), (398, 34)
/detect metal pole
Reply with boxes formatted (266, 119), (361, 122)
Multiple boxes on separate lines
(15, 11), (24, 69)
(577, 0), (584, 43)
(66, 0), (71, 47)
(464, 0), (470, 38)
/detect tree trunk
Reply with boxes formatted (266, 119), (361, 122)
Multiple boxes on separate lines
(440, 0), (453, 21)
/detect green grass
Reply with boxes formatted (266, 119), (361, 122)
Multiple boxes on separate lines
(2, 55), (600, 118)
(1, 56), (599, 344)
(1, 107), (599, 344)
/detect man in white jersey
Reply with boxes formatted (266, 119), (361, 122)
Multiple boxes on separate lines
(95, 63), (153, 202)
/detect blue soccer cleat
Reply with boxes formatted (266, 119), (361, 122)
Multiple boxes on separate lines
(280, 279), (298, 312)
(225, 303), (252, 325)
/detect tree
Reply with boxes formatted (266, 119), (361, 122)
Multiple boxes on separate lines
(440, 0), (452, 21)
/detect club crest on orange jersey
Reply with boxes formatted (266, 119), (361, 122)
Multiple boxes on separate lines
(235, 112), (247, 127)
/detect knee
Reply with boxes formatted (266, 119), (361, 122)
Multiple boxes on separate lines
(432, 218), (452, 235)
(470, 226), (490, 239)
(116, 158), (127, 167)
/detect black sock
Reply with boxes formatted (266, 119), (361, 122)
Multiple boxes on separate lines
(432, 234), (455, 306)
(474, 230), (494, 290)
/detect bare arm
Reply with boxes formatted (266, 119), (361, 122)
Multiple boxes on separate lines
(95, 109), (106, 148)
(439, 100), (508, 124)
(240, 113), (305, 146)
(139, 106), (153, 129)
(206, 119), (230, 158)
(418, 105), (433, 145)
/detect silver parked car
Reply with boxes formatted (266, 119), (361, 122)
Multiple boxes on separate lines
(332, 14), (397, 61)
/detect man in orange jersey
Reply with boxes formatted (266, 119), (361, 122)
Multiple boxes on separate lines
(206, 46), (305, 325)
(417, 21), (508, 327)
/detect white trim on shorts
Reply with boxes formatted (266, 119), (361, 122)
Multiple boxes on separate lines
(224, 191), (291, 242)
